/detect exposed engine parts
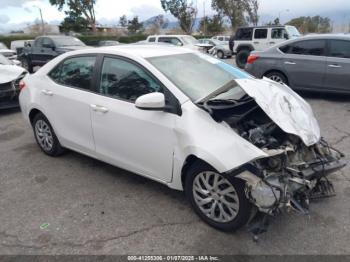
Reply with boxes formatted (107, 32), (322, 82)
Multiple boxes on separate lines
(200, 95), (346, 240)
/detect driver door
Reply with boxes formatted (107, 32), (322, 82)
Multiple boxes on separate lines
(90, 56), (178, 182)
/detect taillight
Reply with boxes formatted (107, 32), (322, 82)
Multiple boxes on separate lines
(19, 80), (26, 91)
(247, 54), (259, 64)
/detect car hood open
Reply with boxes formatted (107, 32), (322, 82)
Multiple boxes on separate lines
(235, 78), (321, 146)
(0, 65), (26, 84)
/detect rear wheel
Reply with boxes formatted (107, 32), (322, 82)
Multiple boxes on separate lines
(236, 49), (251, 69)
(217, 50), (224, 59)
(185, 161), (251, 231)
(265, 71), (288, 85)
(32, 113), (65, 156)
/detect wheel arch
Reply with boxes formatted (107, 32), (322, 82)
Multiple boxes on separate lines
(236, 44), (254, 53)
(263, 69), (289, 85)
(29, 108), (43, 125)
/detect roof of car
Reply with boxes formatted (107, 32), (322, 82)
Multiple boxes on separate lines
(237, 25), (288, 30)
(297, 33), (350, 40)
(69, 44), (194, 58)
(148, 35), (192, 38)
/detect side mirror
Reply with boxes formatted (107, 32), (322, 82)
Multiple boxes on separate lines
(135, 92), (165, 110)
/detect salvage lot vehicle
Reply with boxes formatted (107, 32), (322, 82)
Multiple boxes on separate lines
(0, 54), (27, 109)
(20, 35), (89, 73)
(19, 45), (346, 234)
(144, 35), (202, 51)
(0, 42), (17, 61)
(233, 25), (300, 69)
(246, 34), (350, 94)
(198, 39), (232, 59)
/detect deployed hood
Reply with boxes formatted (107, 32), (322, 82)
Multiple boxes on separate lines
(0, 65), (27, 84)
(235, 78), (320, 146)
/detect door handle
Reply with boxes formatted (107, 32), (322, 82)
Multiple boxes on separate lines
(253, 42), (259, 44)
(328, 64), (341, 68)
(284, 61), (296, 65)
(91, 104), (109, 113)
(41, 89), (53, 96)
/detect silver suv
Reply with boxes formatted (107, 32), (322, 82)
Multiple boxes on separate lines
(232, 25), (300, 68)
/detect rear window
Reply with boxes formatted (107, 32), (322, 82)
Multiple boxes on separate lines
(279, 40), (326, 56)
(329, 40), (350, 58)
(235, 28), (253, 40)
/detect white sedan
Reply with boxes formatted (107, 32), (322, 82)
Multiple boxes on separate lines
(19, 45), (345, 234)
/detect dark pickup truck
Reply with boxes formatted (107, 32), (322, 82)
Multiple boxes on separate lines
(20, 35), (89, 73)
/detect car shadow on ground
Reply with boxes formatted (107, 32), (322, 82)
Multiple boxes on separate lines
(296, 90), (350, 102)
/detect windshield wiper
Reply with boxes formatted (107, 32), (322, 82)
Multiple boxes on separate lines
(196, 80), (238, 104)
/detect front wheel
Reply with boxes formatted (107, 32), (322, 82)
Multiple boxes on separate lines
(235, 49), (251, 69)
(185, 161), (251, 231)
(217, 50), (224, 59)
(265, 71), (288, 85)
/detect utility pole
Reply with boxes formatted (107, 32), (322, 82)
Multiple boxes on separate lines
(203, 1), (206, 35)
(33, 6), (45, 35)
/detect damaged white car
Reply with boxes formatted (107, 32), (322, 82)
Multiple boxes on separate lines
(19, 46), (346, 236)
(0, 54), (27, 109)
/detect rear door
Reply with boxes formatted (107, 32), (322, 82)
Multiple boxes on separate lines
(324, 39), (350, 92)
(253, 28), (269, 51)
(42, 55), (97, 154)
(280, 39), (327, 90)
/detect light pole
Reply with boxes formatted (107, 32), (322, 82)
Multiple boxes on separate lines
(278, 9), (290, 24)
(33, 6), (45, 35)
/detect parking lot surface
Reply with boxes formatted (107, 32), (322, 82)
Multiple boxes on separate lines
(0, 65), (350, 254)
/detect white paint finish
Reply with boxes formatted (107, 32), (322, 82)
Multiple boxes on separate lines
(90, 94), (177, 182)
(0, 64), (26, 84)
(135, 92), (165, 109)
(237, 78), (320, 146)
(39, 75), (96, 154)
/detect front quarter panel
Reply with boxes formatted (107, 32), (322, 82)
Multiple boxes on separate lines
(168, 101), (268, 190)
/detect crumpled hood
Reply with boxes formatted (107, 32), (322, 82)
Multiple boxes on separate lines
(235, 78), (321, 146)
(0, 65), (26, 84)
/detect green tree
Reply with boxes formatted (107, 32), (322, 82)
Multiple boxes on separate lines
(49, 0), (96, 32)
(160, 0), (197, 34)
(119, 15), (128, 27)
(128, 16), (144, 34)
(60, 10), (89, 33)
(211, 0), (247, 29)
(246, 0), (259, 26)
(286, 15), (331, 34)
(199, 14), (224, 35)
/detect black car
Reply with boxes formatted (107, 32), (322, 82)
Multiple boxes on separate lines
(0, 54), (27, 109)
(20, 35), (88, 73)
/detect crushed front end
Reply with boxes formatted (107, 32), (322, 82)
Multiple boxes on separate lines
(199, 89), (346, 238)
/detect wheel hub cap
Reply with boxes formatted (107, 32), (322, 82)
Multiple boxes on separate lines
(35, 120), (53, 152)
(193, 171), (239, 223)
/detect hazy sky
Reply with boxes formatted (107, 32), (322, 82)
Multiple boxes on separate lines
(0, 0), (349, 32)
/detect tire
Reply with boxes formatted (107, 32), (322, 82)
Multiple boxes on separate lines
(21, 57), (33, 73)
(217, 50), (224, 59)
(236, 49), (251, 69)
(185, 161), (251, 232)
(265, 71), (288, 85)
(32, 113), (65, 156)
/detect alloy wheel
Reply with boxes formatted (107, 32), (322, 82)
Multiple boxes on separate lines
(269, 75), (284, 84)
(35, 120), (54, 152)
(192, 171), (239, 223)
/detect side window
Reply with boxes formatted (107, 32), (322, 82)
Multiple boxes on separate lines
(235, 28), (253, 40)
(271, 28), (287, 39)
(329, 40), (350, 58)
(158, 37), (182, 46)
(99, 57), (163, 102)
(34, 38), (43, 47)
(254, 29), (267, 39)
(279, 44), (291, 53)
(48, 56), (96, 90)
(218, 37), (223, 41)
(148, 37), (156, 43)
(289, 40), (326, 56)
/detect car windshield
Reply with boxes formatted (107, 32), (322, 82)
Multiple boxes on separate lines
(0, 43), (8, 49)
(0, 54), (10, 65)
(147, 53), (251, 102)
(285, 26), (301, 37)
(53, 37), (85, 47)
(181, 36), (199, 45)
(211, 39), (222, 45)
